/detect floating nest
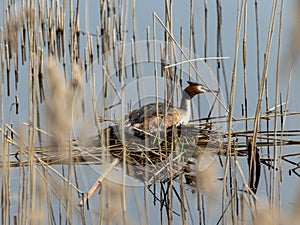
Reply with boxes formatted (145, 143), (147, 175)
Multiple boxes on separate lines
(101, 124), (222, 164)
(89, 124), (224, 184)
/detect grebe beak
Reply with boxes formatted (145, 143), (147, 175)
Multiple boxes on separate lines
(197, 85), (218, 93)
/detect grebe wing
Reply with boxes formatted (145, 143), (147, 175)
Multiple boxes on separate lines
(128, 102), (171, 124)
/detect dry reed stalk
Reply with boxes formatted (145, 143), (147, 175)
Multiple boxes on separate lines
(56, 0), (61, 61)
(0, 32), (3, 220)
(274, 0), (284, 206)
(0, 27), (3, 80)
(188, 0), (193, 83)
(179, 26), (183, 87)
(242, 0), (248, 134)
(150, 14), (161, 225)
(79, 157), (120, 206)
(112, 15), (118, 77)
(216, 0), (229, 104)
(189, 0), (198, 121)
(5, 43), (10, 96)
(223, 0), (245, 223)
(164, 57), (229, 70)
(179, 173), (186, 225)
(38, 0), (46, 46)
(21, 2), (26, 65)
(23, 3), (41, 224)
(88, 33), (93, 74)
(146, 26), (150, 62)
(84, 47), (88, 80)
(96, 26), (100, 64)
(12, 3), (19, 91)
(254, 0), (261, 95)
(119, 2), (130, 223)
(152, 14), (163, 164)
(235, 159), (260, 202)
(250, 0), (278, 211)
(204, 0), (208, 61)
(2, 129), (8, 224)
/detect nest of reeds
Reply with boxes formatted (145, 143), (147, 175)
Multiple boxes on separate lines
(100, 124), (223, 167)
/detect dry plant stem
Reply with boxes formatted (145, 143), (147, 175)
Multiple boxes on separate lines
(146, 26), (150, 62)
(164, 57), (229, 69)
(278, 62), (293, 199)
(164, 1), (175, 218)
(28, 4), (39, 222)
(79, 157), (120, 206)
(0, 25), (6, 224)
(144, 186), (150, 225)
(179, 174), (186, 224)
(120, 1), (129, 223)
(216, 0), (221, 86)
(152, 14), (164, 164)
(223, 0), (245, 224)
(189, 0), (194, 82)
(2, 132), (8, 224)
(151, 15), (160, 225)
(274, 0), (284, 210)
(242, 0), (248, 135)
(204, 0), (208, 60)
(235, 160), (260, 203)
(251, 0), (278, 210)
(254, 0), (261, 95)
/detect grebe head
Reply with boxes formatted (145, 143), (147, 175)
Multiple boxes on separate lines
(185, 81), (217, 98)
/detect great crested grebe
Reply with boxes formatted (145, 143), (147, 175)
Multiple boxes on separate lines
(124, 81), (217, 138)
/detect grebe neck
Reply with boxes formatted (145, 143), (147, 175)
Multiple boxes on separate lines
(179, 90), (192, 125)
(180, 90), (192, 110)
